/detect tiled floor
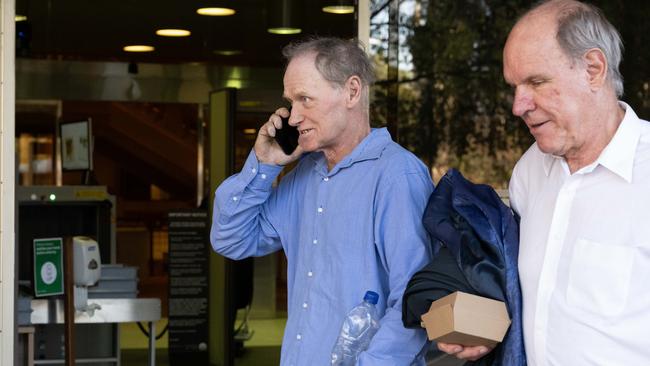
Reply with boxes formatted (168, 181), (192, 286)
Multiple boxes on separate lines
(121, 346), (281, 366)
(119, 317), (464, 366)
(121, 346), (463, 366)
(235, 346), (281, 366)
(239, 318), (286, 347)
(120, 317), (285, 366)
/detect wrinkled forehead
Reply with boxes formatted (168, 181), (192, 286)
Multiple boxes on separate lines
(514, 8), (558, 43)
(503, 16), (565, 82)
(505, 10), (559, 60)
(282, 52), (331, 98)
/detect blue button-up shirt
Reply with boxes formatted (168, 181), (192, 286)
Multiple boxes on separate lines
(211, 128), (433, 365)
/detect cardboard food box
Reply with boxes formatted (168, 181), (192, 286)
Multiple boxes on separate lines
(420, 291), (511, 347)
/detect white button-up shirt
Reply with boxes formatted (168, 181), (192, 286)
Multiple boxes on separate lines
(509, 103), (650, 366)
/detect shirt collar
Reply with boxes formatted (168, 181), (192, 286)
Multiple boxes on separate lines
(541, 102), (641, 181)
(308, 127), (392, 175)
(541, 151), (560, 177)
(592, 102), (641, 182)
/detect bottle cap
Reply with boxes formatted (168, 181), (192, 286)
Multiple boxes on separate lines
(363, 291), (379, 305)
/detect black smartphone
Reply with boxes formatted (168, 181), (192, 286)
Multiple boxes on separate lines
(274, 113), (299, 155)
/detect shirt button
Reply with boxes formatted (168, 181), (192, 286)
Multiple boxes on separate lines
(307, 271), (313, 277)
(251, 168), (257, 173)
(317, 207), (323, 213)
(232, 196), (238, 201)
(296, 334), (302, 340)
(302, 302), (308, 309)
(261, 173), (267, 179)
(323, 177), (329, 182)
(312, 239), (318, 244)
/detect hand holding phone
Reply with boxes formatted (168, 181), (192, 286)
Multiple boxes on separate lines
(274, 113), (299, 155)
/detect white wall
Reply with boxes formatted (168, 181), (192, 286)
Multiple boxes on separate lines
(0, 0), (16, 365)
(358, 0), (370, 50)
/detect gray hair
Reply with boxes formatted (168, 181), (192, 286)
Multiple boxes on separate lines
(282, 37), (375, 95)
(529, 1), (624, 97)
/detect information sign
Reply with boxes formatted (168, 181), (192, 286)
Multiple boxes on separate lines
(33, 238), (64, 297)
(168, 210), (209, 365)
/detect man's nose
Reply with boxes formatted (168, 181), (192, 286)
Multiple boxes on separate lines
(512, 87), (535, 117)
(288, 107), (303, 126)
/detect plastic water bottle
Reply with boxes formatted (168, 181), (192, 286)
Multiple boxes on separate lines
(331, 291), (380, 365)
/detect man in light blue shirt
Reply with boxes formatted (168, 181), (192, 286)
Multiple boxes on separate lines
(211, 37), (433, 365)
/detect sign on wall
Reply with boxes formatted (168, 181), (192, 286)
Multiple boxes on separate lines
(168, 210), (209, 365)
(33, 238), (64, 297)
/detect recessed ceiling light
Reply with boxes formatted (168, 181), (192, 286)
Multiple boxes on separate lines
(156, 29), (191, 37)
(123, 45), (155, 52)
(214, 49), (242, 56)
(15, 15), (27, 22)
(239, 101), (262, 108)
(322, 6), (354, 14)
(226, 79), (242, 89)
(267, 27), (302, 35)
(197, 7), (235, 16)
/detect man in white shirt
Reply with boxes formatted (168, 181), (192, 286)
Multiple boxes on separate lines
(438, 0), (650, 364)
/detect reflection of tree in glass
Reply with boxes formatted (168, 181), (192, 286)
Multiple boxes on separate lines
(369, 0), (534, 187)
(370, 0), (650, 187)
(595, 0), (650, 116)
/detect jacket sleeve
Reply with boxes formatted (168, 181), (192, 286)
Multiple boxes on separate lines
(210, 150), (286, 259)
(358, 170), (434, 366)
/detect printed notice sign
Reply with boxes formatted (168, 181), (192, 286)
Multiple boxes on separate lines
(168, 210), (209, 365)
(33, 238), (64, 297)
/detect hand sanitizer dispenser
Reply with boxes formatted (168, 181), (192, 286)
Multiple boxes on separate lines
(73, 236), (102, 314)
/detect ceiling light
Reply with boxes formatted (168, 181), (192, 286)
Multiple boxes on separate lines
(214, 49), (242, 56)
(123, 45), (155, 52)
(239, 101), (262, 107)
(15, 15), (27, 22)
(267, 27), (302, 35)
(196, 7), (235, 16)
(322, 0), (354, 14)
(226, 79), (242, 89)
(322, 6), (354, 14)
(156, 29), (191, 37)
(267, 0), (302, 35)
(243, 128), (257, 135)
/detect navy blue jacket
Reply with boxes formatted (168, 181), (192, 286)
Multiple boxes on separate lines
(402, 169), (526, 365)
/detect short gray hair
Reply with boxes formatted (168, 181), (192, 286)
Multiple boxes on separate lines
(282, 37), (375, 91)
(529, 1), (624, 97)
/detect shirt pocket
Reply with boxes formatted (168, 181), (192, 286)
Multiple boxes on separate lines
(566, 238), (634, 317)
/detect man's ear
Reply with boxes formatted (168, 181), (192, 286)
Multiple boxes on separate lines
(344, 75), (363, 107)
(584, 48), (608, 91)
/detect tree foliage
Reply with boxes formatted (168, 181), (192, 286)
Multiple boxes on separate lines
(370, 0), (650, 187)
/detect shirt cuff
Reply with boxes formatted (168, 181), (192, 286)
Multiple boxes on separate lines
(239, 150), (283, 190)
